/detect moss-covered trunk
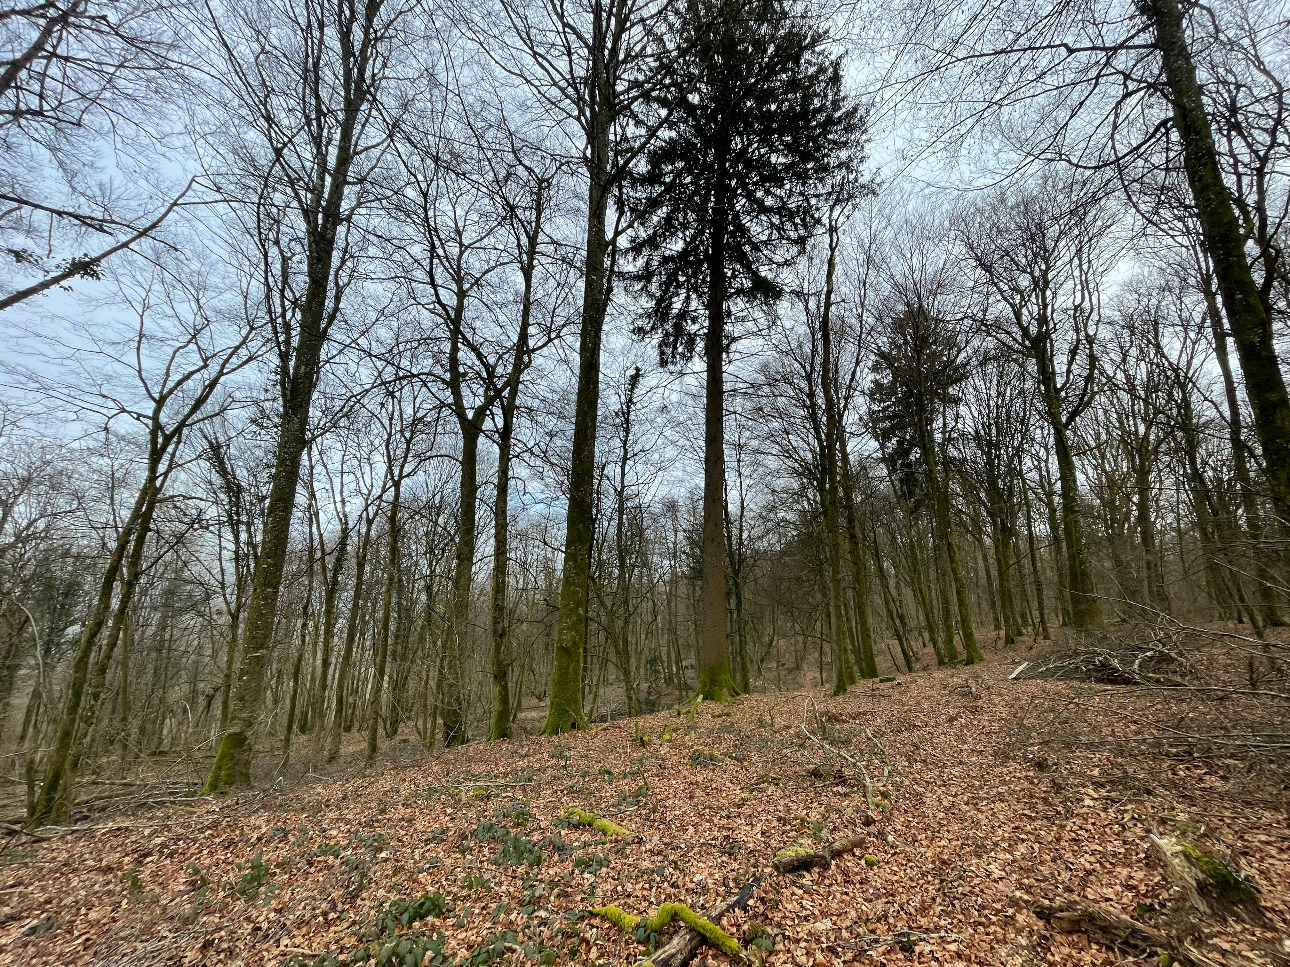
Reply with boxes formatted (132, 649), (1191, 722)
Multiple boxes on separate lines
(544, 111), (612, 735)
(1144, 0), (1290, 529)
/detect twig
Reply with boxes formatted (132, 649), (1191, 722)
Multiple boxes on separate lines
(800, 700), (875, 809)
(863, 730), (887, 757)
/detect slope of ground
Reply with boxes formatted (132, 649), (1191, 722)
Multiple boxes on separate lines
(1, 657), (1287, 966)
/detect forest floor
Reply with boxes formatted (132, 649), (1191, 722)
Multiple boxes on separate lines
(1, 635), (1288, 967)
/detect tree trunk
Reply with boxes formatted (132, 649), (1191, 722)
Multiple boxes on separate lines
(328, 512), (374, 762)
(1145, 0), (1290, 526)
(311, 519), (349, 739)
(839, 439), (879, 678)
(31, 451), (159, 825)
(923, 426), (979, 662)
(367, 478), (402, 760)
(489, 414), (517, 740)
(697, 143), (735, 702)
(442, 425), (480, 747)
(819, 218), (857, 693)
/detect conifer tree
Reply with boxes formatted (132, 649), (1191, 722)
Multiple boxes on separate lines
(627, 0), (862, 698)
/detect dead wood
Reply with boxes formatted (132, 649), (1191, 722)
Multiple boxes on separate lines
(1032, 896), (1221, 967)
(647, 875), (761, 967)
(1148, 833), (1268, 926)
(771, 834), (867, 874)
(1013, 644), (1191, 687)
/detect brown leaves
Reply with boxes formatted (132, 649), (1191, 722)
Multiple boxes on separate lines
(1, 662), (1287, 966)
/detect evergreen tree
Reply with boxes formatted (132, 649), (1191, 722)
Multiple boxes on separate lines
(628, 0), (863, 699)
(868, 304), (979, 664)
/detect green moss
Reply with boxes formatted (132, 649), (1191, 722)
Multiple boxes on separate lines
(1179, 843), (1258, 906)
(590, 905), (640, 932)
(698, 664), (737, 703)
(563, 807), (632, 838)
(202, 730), (251, 794)
(773, 847), (813, 861)
(745, 921), (770, 943)
(591, 902), (742, 959)
(863, 855), (879, 867)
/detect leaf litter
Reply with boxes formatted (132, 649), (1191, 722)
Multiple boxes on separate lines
(1, 657), (1287, 966)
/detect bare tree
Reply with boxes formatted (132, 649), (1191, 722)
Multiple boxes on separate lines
(202, 0), (417, 791)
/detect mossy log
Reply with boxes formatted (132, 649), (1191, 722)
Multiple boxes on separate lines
(591, 875), (761, 967)
(771, 834), (867, 874)
(1148, 833), (1266, 925)
(1033, 897), (1220, 967)
(590, 902), (742, 958)
(563, 806), (632, 838)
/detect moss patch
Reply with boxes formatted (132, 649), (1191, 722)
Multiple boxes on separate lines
(590, 905), (640, 932)
(1179, 843), (1259, 907)
(773, 846), (813, 862)
(563, 807), (632, 838)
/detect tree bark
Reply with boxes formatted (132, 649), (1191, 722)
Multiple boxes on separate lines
(544, 131), (611, 734)
(697, 135), (735, 702)
(819, 217), (857, 692)
(367, 477), (402, 760)
(1144, 0), (1290, 527)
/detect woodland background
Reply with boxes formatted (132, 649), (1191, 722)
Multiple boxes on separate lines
(0, 0), (1288, 832)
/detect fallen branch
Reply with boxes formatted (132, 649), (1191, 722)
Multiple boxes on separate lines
(771, 834), (869, 874)
(563, 806), (632, 838)
(1032, 896), (1220, 967)
(591, 897), (746, 964)
(800, 700), (875, 810)
(645, 876), (762, 967)
(863, 730), (887, 757)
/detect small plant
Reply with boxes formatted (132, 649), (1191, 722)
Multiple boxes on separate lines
(121, 867), (145, 901)
(461, 872), (491, 891)
(185, 862), (210, 890)
(745, 921), (774, 952)
(369, 892), (448, 938)
(230, 852), (275, 901)
(472, 820), (543, 867)
(496, 801), (532, 828)
(613, 784), (650, 809)
(573, 852), (611, 875)
(688, 750), (722, 767)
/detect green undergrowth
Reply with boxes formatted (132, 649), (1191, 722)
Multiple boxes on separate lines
(282, 889), (562, 967)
